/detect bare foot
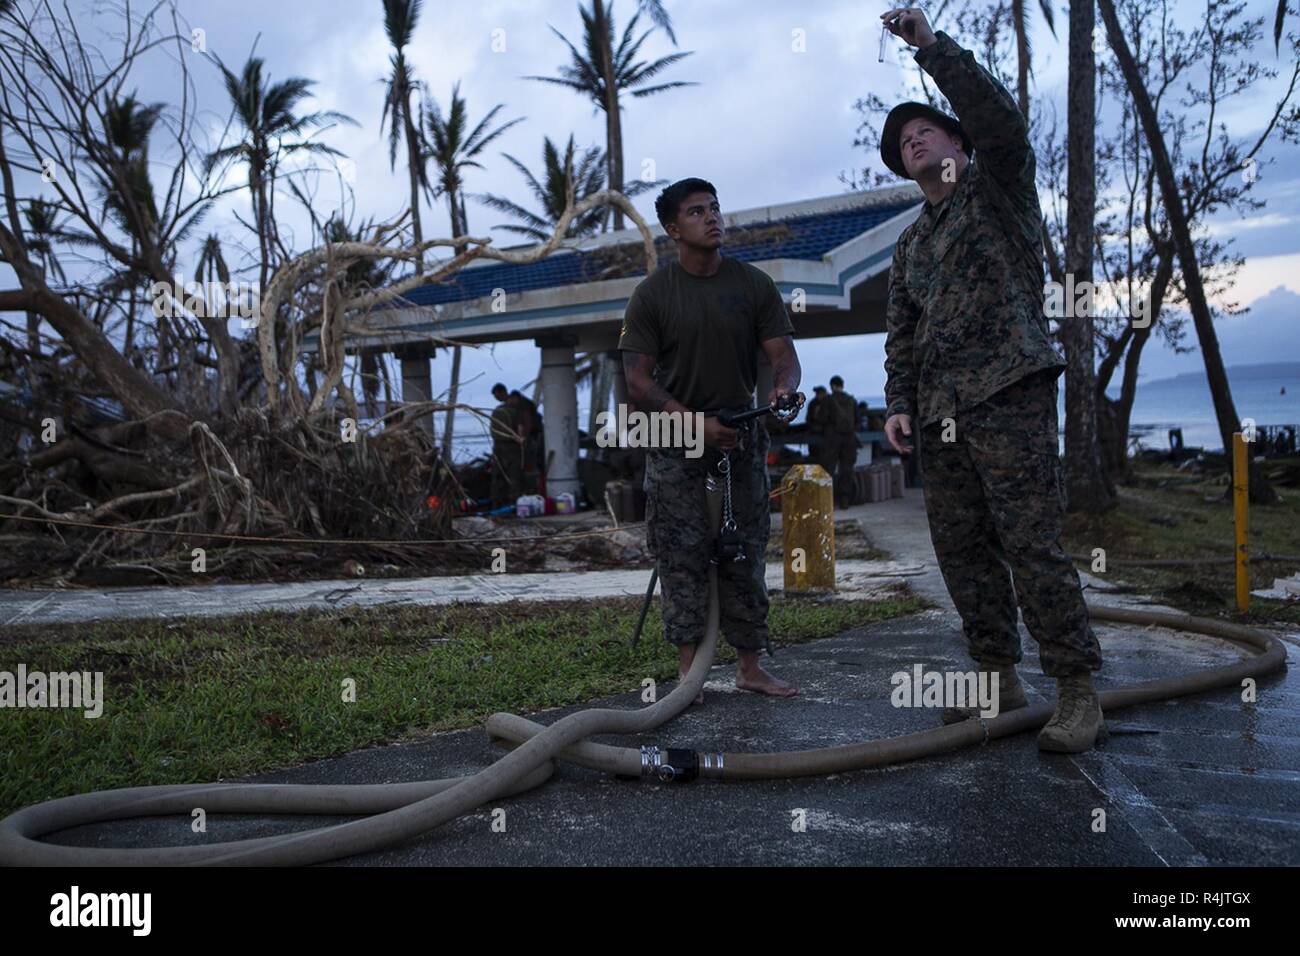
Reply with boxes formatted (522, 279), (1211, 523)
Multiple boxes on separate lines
(735, 663), (799, 697)
(677, 645), (706, 705)
(678, 671), (705, 705)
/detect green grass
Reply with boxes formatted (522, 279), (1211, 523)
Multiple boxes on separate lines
(1061, 462), (1300, 626)
(0, 591), (925, 815)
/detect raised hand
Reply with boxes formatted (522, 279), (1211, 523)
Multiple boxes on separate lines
(880, 7), (938, 49)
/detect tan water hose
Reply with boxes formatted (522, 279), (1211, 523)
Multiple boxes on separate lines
(0, 482), (1287, 866)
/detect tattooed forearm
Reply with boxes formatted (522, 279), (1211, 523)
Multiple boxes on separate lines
(763, 336), (802, 394)
(622, 351), (691, 415)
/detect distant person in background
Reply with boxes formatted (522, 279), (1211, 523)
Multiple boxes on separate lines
(489, 383), (523, 507)
(509, 389), (544, 488)
(805, 385), (829, 465)
(818, 375), (860, 507)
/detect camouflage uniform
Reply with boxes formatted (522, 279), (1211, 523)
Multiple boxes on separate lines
(805, 394), (828, 465)
(644, 423), (771, 652)
(883, 31), (1101, 677)
(818, 390), (860, 508)
(490, 403), (523, 508)
(919, 370), (1100, 675)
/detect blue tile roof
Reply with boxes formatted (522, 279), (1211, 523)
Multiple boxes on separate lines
(389, 201), (916, 309)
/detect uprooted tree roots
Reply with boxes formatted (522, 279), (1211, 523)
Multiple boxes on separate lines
(0, 408), (478, 585)
(1, 173), (658, 585)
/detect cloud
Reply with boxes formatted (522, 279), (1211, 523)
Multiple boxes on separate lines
(4, 0), (1298, 449)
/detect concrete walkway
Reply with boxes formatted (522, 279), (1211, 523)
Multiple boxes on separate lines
(838, 491), (1172, 614)
(0, 557), (926, 628)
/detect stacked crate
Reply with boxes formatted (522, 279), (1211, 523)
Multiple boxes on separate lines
(848, 461), (905, 505)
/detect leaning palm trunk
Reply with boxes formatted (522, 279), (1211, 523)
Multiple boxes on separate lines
(443, 345), (462, 458)
(404, 92), (424, 275)
(1097, 0), (1277, 503)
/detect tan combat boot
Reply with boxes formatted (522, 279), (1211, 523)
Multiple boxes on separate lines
(940, 664), (1028, 724)
(1038, 672), (1107, 753)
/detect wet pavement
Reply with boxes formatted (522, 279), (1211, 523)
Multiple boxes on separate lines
(37, 608), (1300, 865)
(25, 489), (1300, 866)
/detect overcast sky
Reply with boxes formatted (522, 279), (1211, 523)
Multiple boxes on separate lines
(4, 0), (1297, 450)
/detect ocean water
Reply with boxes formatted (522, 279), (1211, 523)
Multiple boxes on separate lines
(862, 362), (1300, 454)
(1091, 362), (1300, 453)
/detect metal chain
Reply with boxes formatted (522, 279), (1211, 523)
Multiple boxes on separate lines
(718, 451), (737, 535)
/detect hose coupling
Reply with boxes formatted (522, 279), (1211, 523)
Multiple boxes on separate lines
(640, 745), (699, 782)
(640, 745), (661, 778)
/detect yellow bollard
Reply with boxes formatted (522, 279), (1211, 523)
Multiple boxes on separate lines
(1233, 432), (1250, 611)
(781, 464), (835, 592)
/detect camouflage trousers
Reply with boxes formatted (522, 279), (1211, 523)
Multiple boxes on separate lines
(818, 435), (860, 508)
(918, 369), (1102, 677)
(491, 446), (523, 508)
(644, 424), (771, 651)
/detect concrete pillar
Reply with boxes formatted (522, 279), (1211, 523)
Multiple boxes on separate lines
(396, 344), (434, 438)
(536, 335), (580, 499)
(609, 349), (628, 409)
(755, 351), (774, 408)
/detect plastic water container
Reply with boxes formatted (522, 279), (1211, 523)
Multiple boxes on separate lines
(515, 495), (545, 517)
(554, 493), (576, 514)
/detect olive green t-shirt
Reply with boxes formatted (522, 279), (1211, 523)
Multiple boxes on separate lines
(617, 257), (795, 411)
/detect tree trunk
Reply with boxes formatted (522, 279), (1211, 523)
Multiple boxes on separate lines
(1063, 0), (1115, 511)
(360, 347), (380, 418)
(404, 84), (424, 276)
(195, 255), (241, 418)
(440, 186), (466, 458)
(1097, 249), (1172, 476)
(1013, 0), (1031, 117)
(447, 184), (462, 238)
(588, 352), (615, 435)
(1098, 0), (1278, 503)
(0, 241), (186, 436)
(1113, 324), (1149, 462)
(443, 344), (461, 459)
(594, 1), (624, 231)
(25, 256), (44, 357)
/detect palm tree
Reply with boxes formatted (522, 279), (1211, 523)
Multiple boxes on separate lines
(89, 93), (215, 372)
(476, 134), (660, 241)
(422, 82), (523, 238)
(525, 0), (693, 231)
(422, 83), (522, 455)
(1007, 0), (1057, 118)
(379, 0), (428, 274)
(100, 93), (165, 245)
(193, 234), (241, 415)
(21, 200), (66, 286)
(65, 93), (171, 363)
(205, 56), (356, 392)
(206, 56), (357, 295)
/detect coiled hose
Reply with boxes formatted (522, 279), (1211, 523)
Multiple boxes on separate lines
(0, 483), (1287, 865)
